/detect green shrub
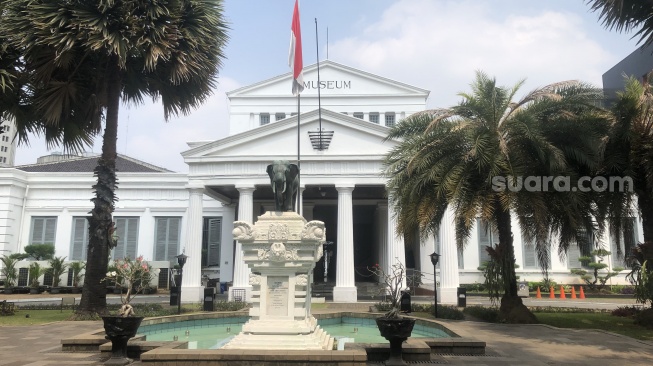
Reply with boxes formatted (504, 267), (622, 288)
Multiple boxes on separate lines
(463, 306), (501, 322)
(214, 301), (249, 311)
(611, 306), (641, 318)
(634, 308), (653, 329)
(375, 301), (464, 320)
(460, 283), (486, 292)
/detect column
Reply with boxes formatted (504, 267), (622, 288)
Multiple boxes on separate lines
(333, 185), (357, 302)
(298, 186), (305, 216)
(376, 203), (388, 282)
(231, 186), (254, 302)
(219, 203), (236, 282)
(182, 187), (204, 303)
(386, 193), (407, 289)
(419, 235), (437, 286)
(438, 207), (460, 304)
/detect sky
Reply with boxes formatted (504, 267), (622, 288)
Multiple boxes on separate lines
(14, 0), (645, 172)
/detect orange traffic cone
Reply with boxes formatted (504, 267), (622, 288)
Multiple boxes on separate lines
(571, 287), (577, 299)
(559, 285), (566, 299)
(536, 287), (542, 298)
(549, 286), (555, 299)
(579, 286), (586, 299)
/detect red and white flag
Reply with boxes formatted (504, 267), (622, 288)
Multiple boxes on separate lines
(289, 0), (304, 95)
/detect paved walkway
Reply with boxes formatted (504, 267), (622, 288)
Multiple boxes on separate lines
(1, 300), (652, 365)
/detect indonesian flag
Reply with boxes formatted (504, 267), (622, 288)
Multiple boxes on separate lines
(289, 0), (304, 95)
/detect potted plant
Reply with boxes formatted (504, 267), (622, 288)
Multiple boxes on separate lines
(48, 256), (68, 294)
(102, 256), (151, 365)
(28, 262), (46, 294)
(370, 261), (415, 366)
(1, 255), (18, 294)
(69, 261), (85, 293)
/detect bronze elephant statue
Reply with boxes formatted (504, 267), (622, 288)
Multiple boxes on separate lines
(266, 160), (299, 212)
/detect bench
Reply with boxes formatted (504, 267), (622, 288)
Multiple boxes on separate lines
(61, 297), (76, 312)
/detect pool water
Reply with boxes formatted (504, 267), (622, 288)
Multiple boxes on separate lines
(141, 316), (451, 349)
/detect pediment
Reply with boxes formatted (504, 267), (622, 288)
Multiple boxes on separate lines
(227, 60), (429, 98)
(182, 109), (398, 161)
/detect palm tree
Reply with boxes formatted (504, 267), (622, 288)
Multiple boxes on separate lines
(600, 73), (653, 252)
(0, 0), (228, 316)
(384, 72), (608, 322)
(586, 0), (653, 47)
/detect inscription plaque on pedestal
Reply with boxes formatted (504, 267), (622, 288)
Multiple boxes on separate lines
(266, 276), (289, 316)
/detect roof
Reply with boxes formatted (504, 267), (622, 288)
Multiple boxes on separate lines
(16, 154), (173, 173)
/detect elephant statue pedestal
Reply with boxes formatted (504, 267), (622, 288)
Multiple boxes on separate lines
(224, 211), (333, 350)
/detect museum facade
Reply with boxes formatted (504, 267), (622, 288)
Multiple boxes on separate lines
(0, 61), (641, 303)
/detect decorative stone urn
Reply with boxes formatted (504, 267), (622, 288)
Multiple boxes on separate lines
(102, 316), (144, 366)
(223, 211), (333, 350)
(375, 317), (416, 366)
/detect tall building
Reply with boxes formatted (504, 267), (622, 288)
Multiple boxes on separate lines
(0, 118), (17, 167)
(602, 43), (653, 103)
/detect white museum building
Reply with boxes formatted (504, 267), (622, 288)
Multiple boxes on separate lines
(0, 61), (642, 303)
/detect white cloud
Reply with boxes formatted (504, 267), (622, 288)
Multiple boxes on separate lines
(329, 0), (618, 108)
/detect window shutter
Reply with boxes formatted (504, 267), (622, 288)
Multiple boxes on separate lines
(477, 219), (493, 265)
(154, 218), (168, 261)
(568, 246), (582, 268)
(113, 218), (127, 260)
(31, 218), (44, 244)
(125, 218), (139, 259)
(207, 218), (222, 266)
(44, 218), (57, 244)
(167, 218), (181, 262)
(523, 239), (538, 269)
(71, 217), (88, 261)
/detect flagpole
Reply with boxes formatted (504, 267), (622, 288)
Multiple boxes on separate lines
(315, 18), (323, 150)
(297, 93), (301, 214)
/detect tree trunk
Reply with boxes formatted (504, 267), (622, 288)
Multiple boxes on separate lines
(494, 198), (538, 324)
(638, 192), (653, 243)
(76, 56), (121, 316)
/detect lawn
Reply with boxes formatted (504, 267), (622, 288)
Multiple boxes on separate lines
(534, 312), (653, 341)
(0, 309), (73, 326)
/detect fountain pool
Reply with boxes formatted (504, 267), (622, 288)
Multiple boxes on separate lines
(140, 314), (454, 349)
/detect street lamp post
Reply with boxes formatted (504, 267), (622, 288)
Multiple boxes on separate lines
(175, 253), (188, 315)
(429, 252), (440, 318)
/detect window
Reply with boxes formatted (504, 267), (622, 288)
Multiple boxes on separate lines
(353, 112), (364, 119)
(42, 268), (54, 287)
(477, 219), (497, 265)
(30, 216), (57, 245)
(568, 229), (593, 269)
(112, 217), (139, 260)
(260, 113), (270, 125)
(385, 113), (396, 127)
(154, 217), (181, 262)
(17, 267), (28, 286)
(611, 217), (638, 268)
(275, 113), (286, 121)
(369, 113), (379, 124)
(70, 217), (89, 261)
(341, 112), (348, 115)
(522, 239), (543, 269)
(202, 217), (222, 267)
